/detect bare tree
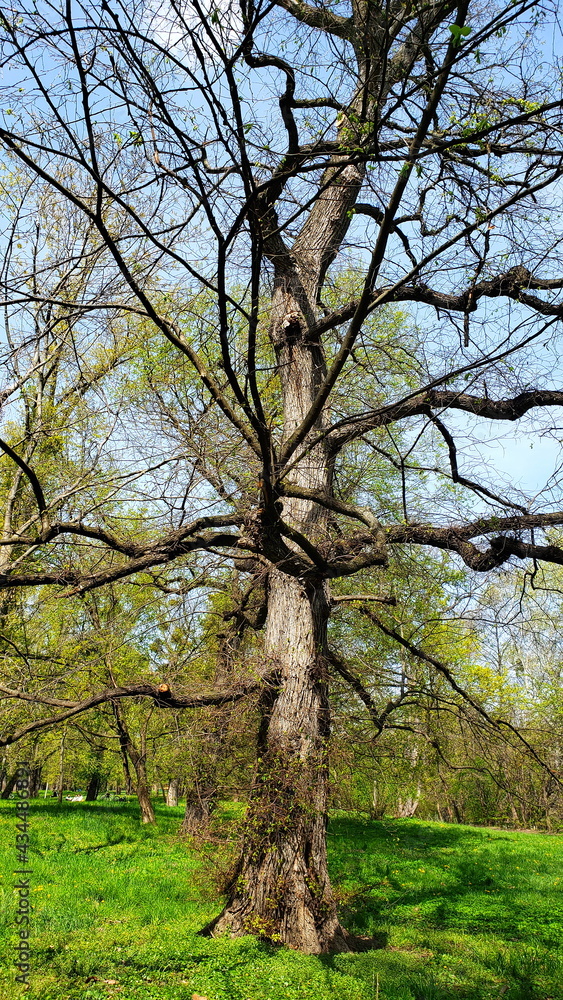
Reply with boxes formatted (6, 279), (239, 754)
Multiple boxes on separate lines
(2, 0), (563, 952)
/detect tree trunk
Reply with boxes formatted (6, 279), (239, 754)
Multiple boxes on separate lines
(111, 701), (155, 823)
(85, 749), (105, 801)
(180, 778), (217, 834)
(28, 765), (42, 798)
(396, 790), (420, 818)
(0, 771), (17, 799)
(113, 705), (134, 794)
(206, 287), (347, 943)
(135, 765), (156, 824)
(86, 773), (101, 801)
(203, 171), (367, 946)
(166, 777), (179, 807)
(57, 727), (66, 803)
(370, 781), (387, 820)
(206, 572), (349, 952)
(122, 765), (133, 795)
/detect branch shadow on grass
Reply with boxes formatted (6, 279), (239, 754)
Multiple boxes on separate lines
(327, 814), (561, 947)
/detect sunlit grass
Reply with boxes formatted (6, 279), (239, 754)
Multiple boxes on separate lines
(1, 800), (562, 999)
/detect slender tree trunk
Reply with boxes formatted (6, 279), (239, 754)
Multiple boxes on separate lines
(127, 735), (155, 824)
(57, 727), (66, 803)
(121, 759), (133, 795)
(85, 748), (104, 801)
(134, 761), (156, 824)
(113, 709), (134, 793)
(111, 702), (155, 823)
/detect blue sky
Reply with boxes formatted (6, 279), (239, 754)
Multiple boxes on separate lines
(447, 411), (563, 506)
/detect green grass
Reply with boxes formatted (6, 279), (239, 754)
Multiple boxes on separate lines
(1, 800), (562, 999)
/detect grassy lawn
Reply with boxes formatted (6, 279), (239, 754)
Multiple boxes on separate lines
(0, 799), (562, 999)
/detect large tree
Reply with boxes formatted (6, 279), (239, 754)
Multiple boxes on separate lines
(2, 0), (563, 953)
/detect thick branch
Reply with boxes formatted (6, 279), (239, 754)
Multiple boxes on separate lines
(272, 0), (351, 38)
(311, 267), (563, 340)
(0, 676), (270, 747)
(0, 516), (246, 592)
(386, 515), (563, 572)
(330, 387), (563, 451)
(0, 437), (48, 532)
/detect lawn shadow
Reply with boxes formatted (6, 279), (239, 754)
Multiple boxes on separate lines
(342, 928), (388, 951)
(327, 815), (557, 944)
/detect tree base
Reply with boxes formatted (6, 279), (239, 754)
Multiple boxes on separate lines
(179, 799), (214, 836)
(202, 906), (385, 954)
(202, 904), (352, 954)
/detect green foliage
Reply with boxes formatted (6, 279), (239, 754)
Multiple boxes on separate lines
(448, 23), (472, 47)
(1, 802), (563, 999)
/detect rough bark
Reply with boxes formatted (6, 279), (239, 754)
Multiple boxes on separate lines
(206, 572), (350, 953)
(180, 781), (217, 835)
(135, 768), (156, 825)
(166, 777), (179, 807)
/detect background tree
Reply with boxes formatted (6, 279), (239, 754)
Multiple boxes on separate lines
(2, 0), (563, 953)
